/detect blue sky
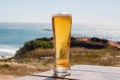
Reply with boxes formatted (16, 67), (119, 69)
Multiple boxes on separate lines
(0, 0), (120, 25)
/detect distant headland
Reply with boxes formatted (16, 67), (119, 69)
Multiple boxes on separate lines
(15, 37), (120, 59)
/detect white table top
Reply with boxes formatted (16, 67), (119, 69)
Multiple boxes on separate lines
(13, 65), (120, 80)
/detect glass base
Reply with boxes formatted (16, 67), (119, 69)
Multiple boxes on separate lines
(54, 68), (70, 77)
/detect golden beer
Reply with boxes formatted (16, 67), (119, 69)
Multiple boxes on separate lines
(52, 13), (72, 77)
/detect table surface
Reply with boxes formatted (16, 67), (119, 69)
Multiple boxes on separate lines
(13, 65), (120, 80)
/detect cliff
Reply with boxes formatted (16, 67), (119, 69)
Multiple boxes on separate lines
(15, 37), (120, 59)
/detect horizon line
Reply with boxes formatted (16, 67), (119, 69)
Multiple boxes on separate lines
(0, 22), (120, 26)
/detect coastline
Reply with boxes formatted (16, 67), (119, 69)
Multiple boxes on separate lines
(1, 37), (120, 59)
(76, 37), (120, 48)
(0, 45), (19, 59)
(0, 37), (120, 80)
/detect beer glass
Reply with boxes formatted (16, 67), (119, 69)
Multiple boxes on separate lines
(52, 13), (72, 77)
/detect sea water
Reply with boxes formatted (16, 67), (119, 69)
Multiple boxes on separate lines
(0, 23), (120, 57)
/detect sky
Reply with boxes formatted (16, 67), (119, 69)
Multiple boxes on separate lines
(0, 0), (120, 25)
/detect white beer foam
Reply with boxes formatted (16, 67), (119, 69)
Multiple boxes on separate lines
(52, 12), (71, 16)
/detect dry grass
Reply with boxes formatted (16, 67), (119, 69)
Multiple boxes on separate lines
(0, 75), (16, 80)
(70, 47), (120, 66)
(1, 47), (120, 80)
(25, 48), (54, 59)
(0, 59), (54, 80)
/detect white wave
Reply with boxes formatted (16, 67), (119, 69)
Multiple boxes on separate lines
(0, 45), (20, 57)
(0, 48), (16, 53)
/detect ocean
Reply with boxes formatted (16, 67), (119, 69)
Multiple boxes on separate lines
(0, 23), (120, 57)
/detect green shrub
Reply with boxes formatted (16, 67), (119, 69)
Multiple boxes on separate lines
(17, 58), (32, 63)
(24, 40), (53, 50)
(0, 64), (10, 69)
(71, 40), (107, 49)
(15, 38), (54, 58)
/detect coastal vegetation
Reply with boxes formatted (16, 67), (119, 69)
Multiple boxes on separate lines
(15, 37), (111, 59)
(14, 37), (120, 66)
(1, 37), (120, 79)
